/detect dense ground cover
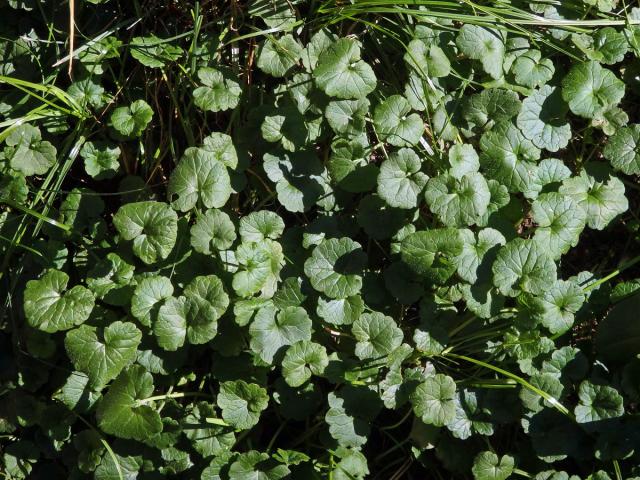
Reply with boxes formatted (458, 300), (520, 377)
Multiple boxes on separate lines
(1, 0), (640, 478)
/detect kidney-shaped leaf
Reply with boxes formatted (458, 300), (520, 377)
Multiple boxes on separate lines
(472, 451), (514, 480)
(373, 95), (423, 147)
(456, 25), (505, 80)
(401, 228), (463, 284)
(109, 100), (153, 138)
(24, 269), (95, 333)
(314, 38), (376, 99)
(492, 238), (557, 297)
(603, 124), (640, 175)
(410, 374), (457, 427)
(425, 172), (490, 227)
(249, 305), (312, 363)
(193, 67), (241, 112)
(304, 237), (366, 299)
(574, 381), (624, 424)
(377, 148), (428, 209)
(531, 192), (586, 260)
(512, 49), (554, 88)
(65, 321), (142, 390)
(7, 124), (57, 176)
(257, 34), (303, 78)
(352, 312), (403, 360)
(113, 201), (178, 264)
(190, 208), (237, 254)
(217, 380), (269, 430)
(155, 296), (219, 351)
(184, 274), (229, 319)
(168, 147), (232, 212)
(561, 61), (624, 119)
(517, 85), (571, 153)
(96, 365), (162, 441)
(559, 162), (628, 230)
(281, 341), (329, 387)
(131, 276), (173, 327)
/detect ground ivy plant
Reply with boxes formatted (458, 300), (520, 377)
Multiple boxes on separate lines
(1, 1), (640, 479)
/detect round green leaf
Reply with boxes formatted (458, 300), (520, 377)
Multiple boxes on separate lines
(233, 240), (284, 298)
(184, 274), (229, 319)
(86, 252), (135, 304)
(492, 238), (557, 297)
(167, 147), (232, 211)
(109, 100), (153, 138)
(559, 162), (628, 230)
(561, 61), (625, 119)
(325, 98), (369, 135)
(404, 39), (451, 78)
(352, 312), (403, 360)
(373, 95), (423, 147)
(96, 365), (162, 441)
(249, 305), (312, 363)
(257, 34), (303, 78)
(316, 295), (364, 326)
(130, 275), (173, 327)
(113, 201), (178, 264)
(410, 374), (457, 427)
(281, 341), (329, 387)
(314, 38), (376, 99)
(6, 124), (57, 176)
(456, 25), (505, 79)
(239, 211), (285, 242)
(603, 124), (640, 175)
(155, 296), (219, 351)
(228, 450), (290, 480)
(574, 381), (624, 423)
(304, 237), (366, 299)
(193, 67), (241, 112)
(512, 49), (554, 88)
(80, 141), (120, 180)
(472, 451), (514, 480)
(401, 228), (463, 283)
(65, 321), (142, 390)
(517, 85), (571, 153)
(377, 147), (428, 209)
(480, 121), (541, 195)
(130, 35), (182, 68)
(461, 89), (521, 130)
(531, 192), (586, 260)
(217, 380), (269, 430)
(190, 208), (237, 254)
(448, 143), (480, 179)
(24, 269), (95, 333)
(455, 228), (506, 284)
(425, 172), (490, 227)
(533, 279), (585, 334)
